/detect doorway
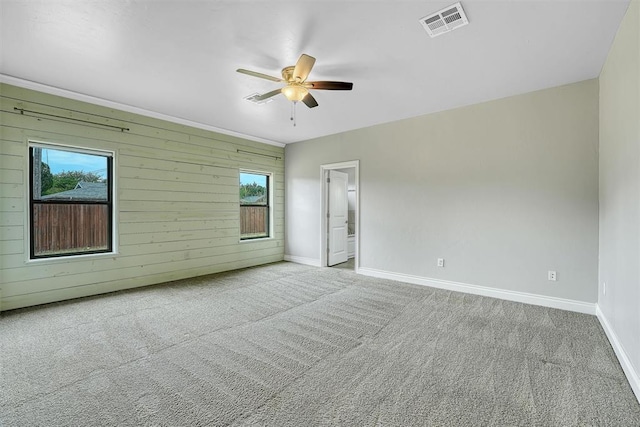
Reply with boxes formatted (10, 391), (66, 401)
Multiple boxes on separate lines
(320, 161), (359, 271)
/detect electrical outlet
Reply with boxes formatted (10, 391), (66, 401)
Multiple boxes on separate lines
(548, 270), (557, 281)
(437, 258), (445, 267)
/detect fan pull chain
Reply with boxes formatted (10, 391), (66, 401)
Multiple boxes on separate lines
(290, 102), (297, 127)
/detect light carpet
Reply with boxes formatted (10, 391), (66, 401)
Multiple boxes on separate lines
(1, 262), (639, 426)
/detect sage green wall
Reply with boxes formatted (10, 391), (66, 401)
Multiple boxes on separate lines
(598, 0), (640, 395)
(0, 83), (284, 311)
(285, 79), (599, 303)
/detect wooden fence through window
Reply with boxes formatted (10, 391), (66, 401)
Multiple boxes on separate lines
(33, 204), (265, 253)
(240, 205), (268, 237)
(32, 204), (109, 255)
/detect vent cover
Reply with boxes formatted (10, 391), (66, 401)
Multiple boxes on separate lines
(419, 2), (469, 38)
(244, 92), (274, 105)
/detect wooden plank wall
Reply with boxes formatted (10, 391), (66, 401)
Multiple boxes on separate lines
(0, 83), (285, 311)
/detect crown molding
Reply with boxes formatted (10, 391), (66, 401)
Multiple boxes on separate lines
(0, 74), (285, 148)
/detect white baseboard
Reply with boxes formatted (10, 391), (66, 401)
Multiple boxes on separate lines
(358, 267), (596, 315)
(596, 305), (640, 403)
(284, 255), (322, 267)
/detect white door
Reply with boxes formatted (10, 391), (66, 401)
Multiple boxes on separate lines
(328, 170), (349, 266)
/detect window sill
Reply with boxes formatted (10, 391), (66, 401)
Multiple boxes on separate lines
(239, 237), (273, 244)
(26, 251), (118, 265)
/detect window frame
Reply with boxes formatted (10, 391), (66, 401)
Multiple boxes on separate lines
(239, 169), (273, 241)
(28, 141), (115, 260)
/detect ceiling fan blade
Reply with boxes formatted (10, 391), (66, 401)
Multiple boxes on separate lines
(301, 93), (319, 108)
(236, 68), (283, 82)
(293, 54), (316, 82)
(256, 89), (283, 101)
(306, 81), (353, 90)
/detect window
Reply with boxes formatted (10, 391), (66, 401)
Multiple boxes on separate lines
(29, 143), (113, 259)
(239, 171), (270, 240)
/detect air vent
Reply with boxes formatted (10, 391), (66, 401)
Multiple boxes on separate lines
(419, 2), (469, 38)
(244, 93), (274, 105)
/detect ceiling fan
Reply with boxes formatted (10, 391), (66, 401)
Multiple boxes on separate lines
(237, 54), (353, 109)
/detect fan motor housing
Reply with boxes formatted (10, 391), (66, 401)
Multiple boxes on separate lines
(281, 66), (295, 82)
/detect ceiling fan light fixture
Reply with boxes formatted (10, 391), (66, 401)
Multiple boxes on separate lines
(281, 85), (308, 102)
(236, 53), (353, 112)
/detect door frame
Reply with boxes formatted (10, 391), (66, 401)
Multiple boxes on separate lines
(320, 160), (359, 270)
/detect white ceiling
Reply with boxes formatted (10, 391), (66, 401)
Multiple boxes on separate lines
(0, 0), (630, 145)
